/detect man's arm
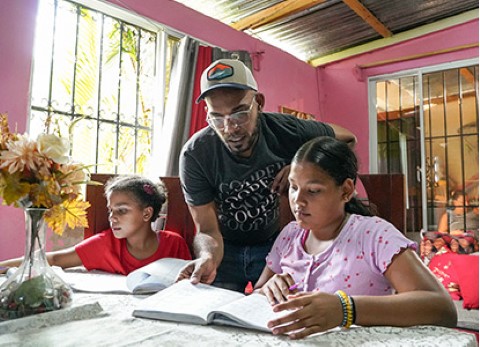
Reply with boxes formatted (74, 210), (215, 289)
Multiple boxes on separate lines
(190, 202), (224, 264)
(177, 202), (224, 284)
(327, 123), (357, 148)
(270, 121), (356, 194)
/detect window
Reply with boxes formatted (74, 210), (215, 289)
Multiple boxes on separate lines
(371, 62), (479, 232)
(30, 0), (180, 174)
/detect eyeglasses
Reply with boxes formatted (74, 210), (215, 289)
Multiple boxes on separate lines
(206, 99), (256, 130)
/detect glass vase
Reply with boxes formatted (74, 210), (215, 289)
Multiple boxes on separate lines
(0, 208), (73, 320)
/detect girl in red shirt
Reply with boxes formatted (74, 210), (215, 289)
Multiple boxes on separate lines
(0, 176), (191, 275)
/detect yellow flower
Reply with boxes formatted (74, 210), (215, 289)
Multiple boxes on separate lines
(0, 113), (17, 150)
(37, 134), (69, 164)
(57, 162), (88, 195)
(29, 178), (62, 208)
(0, 172), (30, 206)
(45, 199), (91, 235)
(0, 113), (92, 236)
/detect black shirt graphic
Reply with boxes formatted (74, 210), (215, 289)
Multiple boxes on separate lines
(180, 112), (334, 246)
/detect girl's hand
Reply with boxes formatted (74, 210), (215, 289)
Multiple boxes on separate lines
(267, 291), (343, 339)
(260, 273), (296, 305)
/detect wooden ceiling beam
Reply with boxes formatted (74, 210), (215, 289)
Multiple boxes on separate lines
(231, 0), (326, 31)
(377, 91), (477, 121)
(342, 0), (392, 37)
(460, 67), (475, 85)
(358, 43), (478, 69)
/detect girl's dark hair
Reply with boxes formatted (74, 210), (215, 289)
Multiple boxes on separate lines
(451, 190), (466, 201)
(104, 175), (167, 222)
(293, 136), (372, 216)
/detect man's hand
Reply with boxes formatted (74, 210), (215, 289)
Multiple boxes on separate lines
(185, 202), (224, 284)
(271, 165), (291, 195)
(176, 257), (217, 284)
(328, 123), (357, 148)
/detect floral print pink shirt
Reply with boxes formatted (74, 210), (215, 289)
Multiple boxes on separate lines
(266, 214), (417, 295)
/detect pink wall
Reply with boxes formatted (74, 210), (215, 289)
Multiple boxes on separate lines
(318, 19), (479, 173)
(0, 0), (35, 130)
(0, 0), (319, 258)
(0, 0), (39, 259)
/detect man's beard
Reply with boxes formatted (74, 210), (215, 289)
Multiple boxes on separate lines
(225, 120), (260, 157)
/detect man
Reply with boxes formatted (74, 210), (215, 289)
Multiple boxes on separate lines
(177, 59), (356, 292)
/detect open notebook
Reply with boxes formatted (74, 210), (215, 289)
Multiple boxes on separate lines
(56, 258), (189, 294)
(132, 279), (288, 333)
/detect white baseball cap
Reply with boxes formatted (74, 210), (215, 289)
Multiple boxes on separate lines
(196, 59), (258, 103)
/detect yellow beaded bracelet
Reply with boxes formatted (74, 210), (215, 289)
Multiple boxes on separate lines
(335, 290), (354, 329)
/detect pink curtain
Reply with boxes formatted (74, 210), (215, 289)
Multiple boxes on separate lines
(189, 46), (212, 138)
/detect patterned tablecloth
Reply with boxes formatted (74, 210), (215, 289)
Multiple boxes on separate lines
(0, 289), (477, 347)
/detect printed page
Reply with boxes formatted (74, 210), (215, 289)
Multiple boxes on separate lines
(210, 293), (286, 332)
(133, 280), (245, 325)
(58, 267), (130, 294)
(126, 258), (188, 294)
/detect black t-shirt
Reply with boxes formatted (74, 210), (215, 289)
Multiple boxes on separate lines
(179, 112), (335, 245)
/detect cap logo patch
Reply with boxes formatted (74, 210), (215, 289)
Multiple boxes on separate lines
(207, 63), (234, 81)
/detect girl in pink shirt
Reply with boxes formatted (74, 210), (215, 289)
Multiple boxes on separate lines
(254, 137), (456, 339)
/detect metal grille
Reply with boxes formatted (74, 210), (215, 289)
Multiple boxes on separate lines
(423, 66), (479, 232)
(30, 0), (159, 174)
(375, 64), (479, 232)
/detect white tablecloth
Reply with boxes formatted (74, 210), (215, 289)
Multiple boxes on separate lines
(0, 289), (477, 346)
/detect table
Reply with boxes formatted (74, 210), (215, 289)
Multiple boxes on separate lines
(0, 286), (476, 346)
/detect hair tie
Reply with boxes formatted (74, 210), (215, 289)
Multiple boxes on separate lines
(143, 184), (154, 195)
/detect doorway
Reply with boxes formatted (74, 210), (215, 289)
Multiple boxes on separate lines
(370, 61), (479, 234)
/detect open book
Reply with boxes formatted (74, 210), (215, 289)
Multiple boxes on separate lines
(125, 258), (188, 294)
(58, 258), (189, 294)
(133, 279), (287, 333)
